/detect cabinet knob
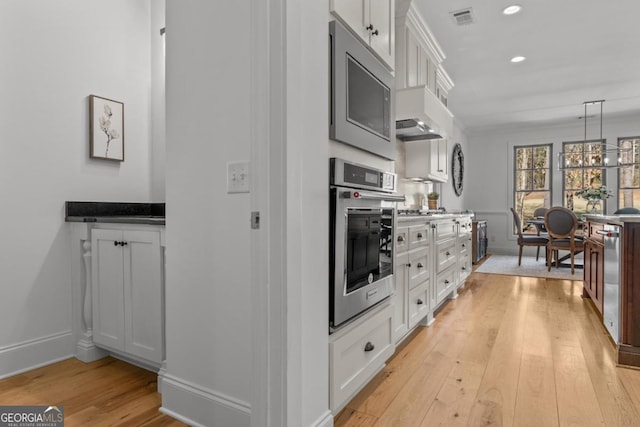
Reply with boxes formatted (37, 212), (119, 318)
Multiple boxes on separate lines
(462, 266), (467, 271)
(417, 262), (424, 269)
(398, 235), (405, 242)
(366, 24), (373, 30)
(417, 233), (423, 238)
(371, 29), (379, 36)
(446, 251), (451, 256)
(444, 280), (450, 284)
(114, 241), (119, 246)
(407, 263), (412, 268)
(417, 299), (423, 305)
(364, 341), (375, 352)
(462, 243), (466, 247)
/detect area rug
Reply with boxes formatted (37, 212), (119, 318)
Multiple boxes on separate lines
(474, 254), (583, 281)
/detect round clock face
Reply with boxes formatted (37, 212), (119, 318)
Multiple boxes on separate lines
(452, 143), (464, 196)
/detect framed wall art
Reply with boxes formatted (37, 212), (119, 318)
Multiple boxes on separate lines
(89, 95), (124, 161)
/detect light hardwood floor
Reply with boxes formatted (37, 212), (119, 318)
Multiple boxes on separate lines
(335, 272), (640, 427)
(0, 357), (186, 426)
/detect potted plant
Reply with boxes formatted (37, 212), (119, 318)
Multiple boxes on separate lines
(427, 191), (439, 210)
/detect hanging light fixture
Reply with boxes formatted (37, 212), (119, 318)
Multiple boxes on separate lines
(557, 100), (631, 170)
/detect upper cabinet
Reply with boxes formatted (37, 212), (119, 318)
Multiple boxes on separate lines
(331, 0), (395, 70)
(405, 139), (449, 182)
(395, 5), (453, 109)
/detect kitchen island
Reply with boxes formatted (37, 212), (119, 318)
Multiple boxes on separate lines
(583, 214), (640, 367)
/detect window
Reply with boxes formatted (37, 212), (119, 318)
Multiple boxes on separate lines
(514, 144), (552, 233)
(619, 137), (640, 209)
(562, 139), (606, 215)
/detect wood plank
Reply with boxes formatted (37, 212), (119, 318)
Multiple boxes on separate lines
(0, 357), (186, 427)
(333, 407), (379, 427)
(467, 277), (532, 427)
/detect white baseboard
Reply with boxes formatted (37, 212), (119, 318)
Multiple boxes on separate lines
(311, 410), (334, 427)
(159, 372), (251, 427)
(0, 331), (74, 380)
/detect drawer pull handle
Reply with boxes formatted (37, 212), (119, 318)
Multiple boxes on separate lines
(397, 235), (405, 242)
(364, 341), (375, 352)
(417, 299), (423, 305)
(462, 267), (467, 271)
(407, 263), (412, 268)
(417, 233), (423, 238)
(446, 251), (451, 256)
(417, 262), (424, 269)
(444, 280), (450, 284)
(462, 243), (466, 247)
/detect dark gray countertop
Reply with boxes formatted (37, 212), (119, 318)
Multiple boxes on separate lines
(65, 201), (165, 225)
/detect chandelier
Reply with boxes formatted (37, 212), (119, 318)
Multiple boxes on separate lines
(557, 100), (632, 170)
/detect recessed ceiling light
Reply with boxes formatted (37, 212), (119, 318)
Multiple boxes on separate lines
(503, 5), (522, 15)
(511, 56), (526, 63)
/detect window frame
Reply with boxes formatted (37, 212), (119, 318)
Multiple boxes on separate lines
(561, 139), (607, 214)
(513, 143), (553, 232)
(618, 136), (640, 210)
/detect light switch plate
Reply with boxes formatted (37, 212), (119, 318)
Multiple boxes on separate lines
(227, 161), (250, 193)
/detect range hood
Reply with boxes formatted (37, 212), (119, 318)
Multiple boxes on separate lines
(396, 119), (443, 140)
(395, 85), (453, 141)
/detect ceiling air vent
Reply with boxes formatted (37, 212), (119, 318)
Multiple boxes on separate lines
(450, 8), (474, 26)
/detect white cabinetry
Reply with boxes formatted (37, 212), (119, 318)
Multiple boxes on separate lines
(457, 218), (473, 284)
(394, 220), (430, 343)
(330, 0), (395, 69)
(433, 219), (458, 306)
(405, 139), (449, 183)
(91, 228), (163, 364)
(329, 302), (394, 413)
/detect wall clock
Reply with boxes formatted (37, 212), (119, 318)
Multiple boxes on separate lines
(452, 143), (464, 196)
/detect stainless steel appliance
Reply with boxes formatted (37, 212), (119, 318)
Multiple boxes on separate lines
(329, 20), (395, 160)
(599, 224), (621, 342)
(330, 158), (404, 331)
(472, 220), (488, 264)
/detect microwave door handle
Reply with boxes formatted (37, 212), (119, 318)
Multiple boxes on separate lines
(342, 191), (405, 203)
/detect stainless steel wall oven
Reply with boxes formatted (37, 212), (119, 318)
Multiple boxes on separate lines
(330, 158), (404, 331)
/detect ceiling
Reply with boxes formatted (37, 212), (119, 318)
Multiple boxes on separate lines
(411, 0), (640, 133)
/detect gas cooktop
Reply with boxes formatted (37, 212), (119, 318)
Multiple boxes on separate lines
(397, 208), (447, 216)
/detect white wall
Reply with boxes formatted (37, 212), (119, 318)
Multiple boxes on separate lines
(163, 1), (332, 425)
(466, 114), (640, 255)
(150, 0), (166, 200)
(162, 1), (252, 425)
(0, 0), (154, 377)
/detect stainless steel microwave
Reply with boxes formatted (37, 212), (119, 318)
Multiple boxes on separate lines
(329, 20), (396, 160)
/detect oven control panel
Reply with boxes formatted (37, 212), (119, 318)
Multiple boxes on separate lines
(330, 158), (396, 192)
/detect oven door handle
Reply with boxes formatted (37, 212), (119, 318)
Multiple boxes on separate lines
(341, 191), (406, 203)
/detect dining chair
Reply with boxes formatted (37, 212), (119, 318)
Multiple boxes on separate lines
(532, 207), (549, 234)
(544, 206), (584, 274)
(510, 208), (549, 266)
(614, 207), (640, 214)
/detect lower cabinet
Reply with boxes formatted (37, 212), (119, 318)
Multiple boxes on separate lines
(408, 280), (429, 329)
(91, 228), (164, 364)
(329, 302), (394, 413)
(583, 222), (604, 314)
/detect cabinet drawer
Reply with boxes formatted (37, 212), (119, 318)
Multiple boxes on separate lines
(395, 227), (409, 253)
(408, 225), (429, 248)
(435, 266), (456, 304)
(587, 221), (604, 244)
(408, 247), (429, 290)
(459, 252), (471, 280)
(330, 303), (395, 412)
(436, 238), (457, 273)
(408, 280), (429, 329)
(458, 235), (471, 255)
(433, 220), (457, 242)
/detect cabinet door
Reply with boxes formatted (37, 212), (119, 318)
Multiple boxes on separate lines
(433, 140), (448, 180)
(92, 229), (126, 352)
(408, 280), (429, 329)
(123, 230), (163, 363)
(369, 0), (395, 69)
(405, 30), (420, 87)
(392, 261), (409, 343)
(330, 0), (370, 43)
